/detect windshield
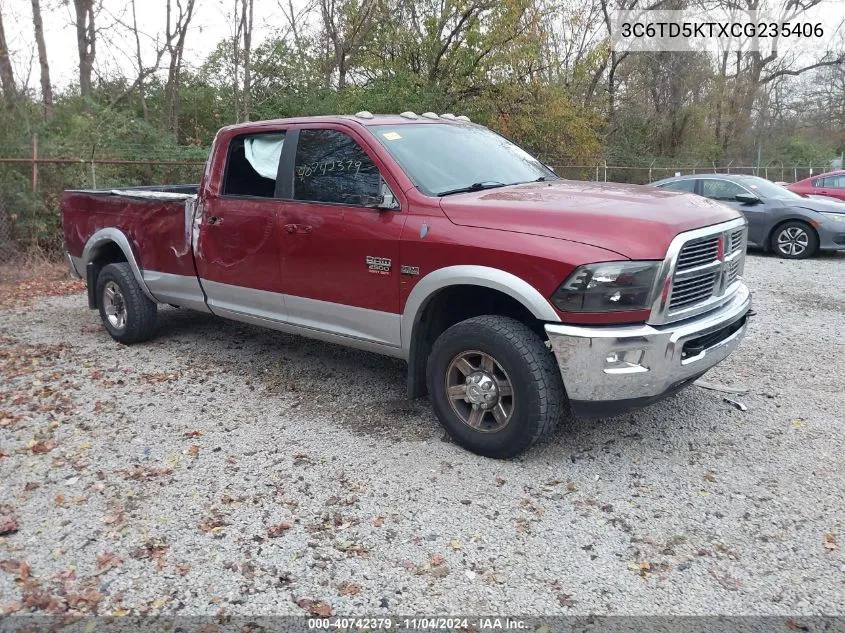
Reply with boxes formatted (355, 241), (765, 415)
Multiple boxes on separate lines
(371, 123), (556, 196)
(738, 176), (803, 200)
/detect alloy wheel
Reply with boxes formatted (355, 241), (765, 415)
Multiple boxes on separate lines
(444, 350), (515, 433)
(777, 226), (809, 256)
(103, 281), (127, 330)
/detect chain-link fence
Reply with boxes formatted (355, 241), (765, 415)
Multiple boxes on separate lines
(549, 162), (824, 185)
(0, 152), (833, 263)
(0, 159), (205, 262)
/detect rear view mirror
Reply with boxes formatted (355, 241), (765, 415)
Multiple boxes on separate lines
(735, 193), (760, 204)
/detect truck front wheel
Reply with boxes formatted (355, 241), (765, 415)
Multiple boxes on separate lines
(95, 262), (158, 344)
(427, 315), (566, 458)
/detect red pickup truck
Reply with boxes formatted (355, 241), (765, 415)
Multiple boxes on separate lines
(62, 112), (751, 458)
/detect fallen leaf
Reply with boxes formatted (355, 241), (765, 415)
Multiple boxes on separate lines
(268, 522), (293, 537)
(449, 540), (462, 551)
(703, 472), (717, 482)
(430, 555), (445, 566)
(495, 477), (506, 487)
(297, 599), (332, 617)
(29, 439), (58, 454)
(372, 517), (384, 527)
(338, 583), (361, 596)
(0, 511), (18, 536)
(183, 430), (203, 438)
(823, 533), (837, 550)
(96, 551), (123, 572)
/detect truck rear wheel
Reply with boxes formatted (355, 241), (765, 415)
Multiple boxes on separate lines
(95, 262), (158, 344)
(427, 315), (565, 458)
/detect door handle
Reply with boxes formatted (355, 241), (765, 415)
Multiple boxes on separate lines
(207, 215), (222, 226)
(284, 224), (313, 234)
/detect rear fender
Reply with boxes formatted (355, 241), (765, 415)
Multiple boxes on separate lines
(81, 228), (157, 304)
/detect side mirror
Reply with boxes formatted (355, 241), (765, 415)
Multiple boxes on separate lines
(361, 195), (389, 209)
(735, 193), (760, 204)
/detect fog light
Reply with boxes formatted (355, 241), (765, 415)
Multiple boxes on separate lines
(604, 349), (647, 374)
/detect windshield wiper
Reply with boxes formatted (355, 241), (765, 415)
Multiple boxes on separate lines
(437, 181), (507, 196)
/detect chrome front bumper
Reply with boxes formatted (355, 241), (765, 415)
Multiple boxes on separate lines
(545, 283), (751, 418)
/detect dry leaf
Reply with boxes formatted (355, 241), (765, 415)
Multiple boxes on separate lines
(338, 583), (361, 596)
(268, 522), (293, 537)
(823, 533), (837, 550)
(430, 555), (446, 566)
(372, 517), (384, 527)
(30, 439), (57, 454)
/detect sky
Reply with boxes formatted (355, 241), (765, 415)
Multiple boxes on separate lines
(1, 0), (306, 90)
(3, 0), (845, 92)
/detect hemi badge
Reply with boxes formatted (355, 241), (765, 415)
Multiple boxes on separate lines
(400, 265), (420, 276)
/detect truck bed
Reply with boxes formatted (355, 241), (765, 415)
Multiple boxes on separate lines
(62, 185), (200, 283)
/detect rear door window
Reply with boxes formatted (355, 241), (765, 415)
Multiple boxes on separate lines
(223, 132), (285, 198)
(822, 175), (845, 188)
(293, 129), (381, 205)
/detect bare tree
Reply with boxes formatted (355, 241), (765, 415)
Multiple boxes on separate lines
(110, 0), (161, 118)
(0, 5), (16, 106)
(31, 0), (53, 119)
(164, 0), (198, 135)
(320, 0), (377, 89)
(73, 0), (97, 106)
(241, 0), (254, 120)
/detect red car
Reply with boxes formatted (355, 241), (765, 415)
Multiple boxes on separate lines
(787, 169), (845, 202)
(61, 112), (751, 458)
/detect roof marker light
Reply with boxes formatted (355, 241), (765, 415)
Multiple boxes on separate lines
(399, 111), (418, 119)
(355, 110), (375, 119)
(440, 113), (456, 120)
(456, 115), (470, 122)
(421, 112), (439, 119)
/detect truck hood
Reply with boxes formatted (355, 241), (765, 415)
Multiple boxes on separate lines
(439, 180), (741, 260)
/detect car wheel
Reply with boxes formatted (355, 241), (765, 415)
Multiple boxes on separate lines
(427, 315), (566, 458)
(96, 262), (158, 343)
(771, 221), (818, 259)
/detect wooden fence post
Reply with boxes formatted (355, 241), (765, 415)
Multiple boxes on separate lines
(31, 134), (38, 193)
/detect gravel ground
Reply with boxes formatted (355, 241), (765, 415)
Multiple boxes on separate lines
(0, 252), (843, 617)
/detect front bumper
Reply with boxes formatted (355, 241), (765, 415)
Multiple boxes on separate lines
(817, 221), (845, 250)
(545, 283), (751, 418)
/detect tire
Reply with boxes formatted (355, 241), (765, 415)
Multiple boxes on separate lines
(95, 262), (158, 344)
(426, 315), (566, 458)
(771, 221), (818, 259)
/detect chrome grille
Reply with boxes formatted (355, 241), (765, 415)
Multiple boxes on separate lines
(726, 258), (742, 285)
(677, 237), (720, 270)
(728, 228), (744, 253)
(670, 272), (717, 308)
(663, 222), (747, 322)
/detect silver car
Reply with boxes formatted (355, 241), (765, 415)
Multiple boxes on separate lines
(650, 174), (845, 259)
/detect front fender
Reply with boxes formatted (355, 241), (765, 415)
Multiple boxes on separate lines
(399, 265), (561, 358)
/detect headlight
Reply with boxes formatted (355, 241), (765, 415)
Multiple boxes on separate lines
(820, 212), (845, 224)
(551, 261), (660, 312)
